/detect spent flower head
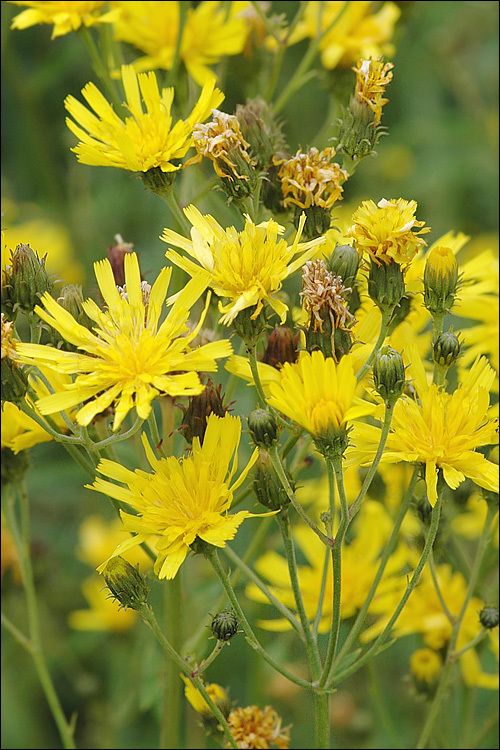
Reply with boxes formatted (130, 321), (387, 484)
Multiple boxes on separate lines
(226, 704), (291, 749)
(161, 205), (325, 326)
(65, 65), (223, 175)
(276, 147), (348, 211)
(15, 253), (232, 430)
(92, 414), (273, 580)
(347, 198), (430, 266)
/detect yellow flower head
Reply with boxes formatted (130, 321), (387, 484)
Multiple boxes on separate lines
(91, 414), (271, 580)
(15, 252), (232, 431)
(64, 65), (224, 173)
(353, 58), (394, 126)
(111, 1), (248, 86)
(410, 648), (442, 686)
(347, 198), (430, 266)
(349, 343), (499, 506)
(226, 705), (291, 750)
(265, 350), (375, 449)
(9, 1), (115, 38)
(181, 674), (229, 717)
(277, 147), (348, 210)
(161, 206), (325, 326)
(289, 1), (400, 70)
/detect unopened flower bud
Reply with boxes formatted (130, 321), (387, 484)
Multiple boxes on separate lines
(57, 285), (94, 342)
(410, 648), (442, 697)
(261, 326), (298, 369)
(99, 556), (149, 611)
(253, 449), (290, 510)
(140, 167), (176, 199)
(211, 609), (239, 641)
(325, 243), (360, 288)
(433, 331), (462, 369)
(372, 346), (406, 407)
(4, 244), (53, 316)
(479, 605), (499, 630)
(337, 96), (379, 161)
(368, 258), (405, 312)
(423, 246), (459, 316)
(235, 97), (276, 171)
(248, 409), (278, 449)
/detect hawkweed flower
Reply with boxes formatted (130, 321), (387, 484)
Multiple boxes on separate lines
(191, 110), (258, 202)
(347, 198), (430, 266)
(8, 1), (116, 38)
(64, 65), (223, 178)
(111, 0), (247, 86)
(161, 205), (325, 326)
(352, 58), (394, 127)
(265, 349), (375, 457)
(15, 253), (232, 431)
(410, 648), (442, 696)
(181, 674), (231, 718)
(91, 414), (271, 580)
(226, 705), (291, 749)
(348, 344), (499, 506)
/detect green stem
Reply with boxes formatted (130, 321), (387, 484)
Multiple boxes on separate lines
(355, 306), (393, 383)
(205, 546), (319, 691)
(329, 490), (443, 688)
(193, 640), (226, 677)
(318, 455), (349, 689)
(4, 484), (76, 749)
(92, 416), (145, 451)
(162, 190), (192, 235)
(165, 1), (188, 87)
(138, 604), (238, 750)
(334, 467), (419, 669)
(269, 445), (333, 548)
(17, 400), (82, 445)
(453, 628), (488, 660)
(247, 343), (267, 408)
(348, 402), (395, 521)
(428, 549), (456, 625)
(160, 574), (183, 750)
(416, 502), (496, 749)
(78, 26), (123, 111)
(312, 546), (331, 638)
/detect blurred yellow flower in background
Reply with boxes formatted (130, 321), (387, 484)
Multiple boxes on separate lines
(68, 574), (138, 632)
(8, 1), (117, 38)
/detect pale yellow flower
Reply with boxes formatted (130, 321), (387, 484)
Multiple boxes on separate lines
(9, 1), (116, 38)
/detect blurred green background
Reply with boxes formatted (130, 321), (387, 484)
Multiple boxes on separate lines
(1, 2), (498, 749)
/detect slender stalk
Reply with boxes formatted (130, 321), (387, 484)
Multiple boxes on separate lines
(348, 402), (395, 521)
(334, 467), (419, 668)
(165, 1), (188, 87)
(162, 189), (192, 235)
(428, 549), (456, 625)
(17, 400), (82, 445)
(312, 546), (330, 638)
(193, 640), (226, 677)
(269, 445), (333, 547)
(246, 343), (267, 408)
(416, 502), (497, 749)
(4, 484), (76, 749)
(329, 490), (443, 688)
(138, 604), (238, 750)
(355, 306), (393, 383)
(78, 26), (123, 111)
(92, 416), (145, 451)
(318, 455), (349, 689)
(453, 628), (488, 660)
(160, 574), (183, 750)
(204, 546), (319, 692)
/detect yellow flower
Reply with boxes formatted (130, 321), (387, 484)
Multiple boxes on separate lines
(410, 648), (442, 686)
(15, 253), (232, 431)
(289, 1), (400, 70)
(76, 514), (154, 571)
(111, 1), (248, 86)
(347, 198), (430, 266)
(265, 350), (376, 445)
(161, 206), (325, 325)
(451, 493), (499, 547)
(364, 563), (499, 690)
(226, 705), (291, 750)
(64, 65), (223, 173)
(348, 343), (499, 506)
(181, 674), (229, 717)
(246, 500), (410, 632)
(68, 574), (137, 632)
(8, 1), (116, 38)
(276, 147), (348, 210)
(91, 414), (270, 580)
(1, 367), (77, 453)
(352, 58), (394, 126)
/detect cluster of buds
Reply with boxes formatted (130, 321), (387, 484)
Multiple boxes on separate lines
(336, 59), (394, 163)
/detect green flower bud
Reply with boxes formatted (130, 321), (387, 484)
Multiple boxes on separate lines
(325, 243), (360, 288)
(433, 331), (462, 368)
(4, 244), (53, 316)
(261, 326), (298, 369)
(247, 409), (278, 449)
(1, 357), (29, 406)
(1, 446), (30, 486)
(100, 557), (149, 611)
(479, 605), (499, 630)
(336, 96), (379, 161)
(423, 246), (459, 316)
(252, 449), (290, 510)
(140, 166), (177, 199)
(293, 205), (331, 240)
(56, 285), (94, 348)
(372, 346), (406, 407)
(232, 306), (268, 345)
(211, 609), (239, 641)
(235, 98), (275, 172)
(368, 259), (405, 312)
